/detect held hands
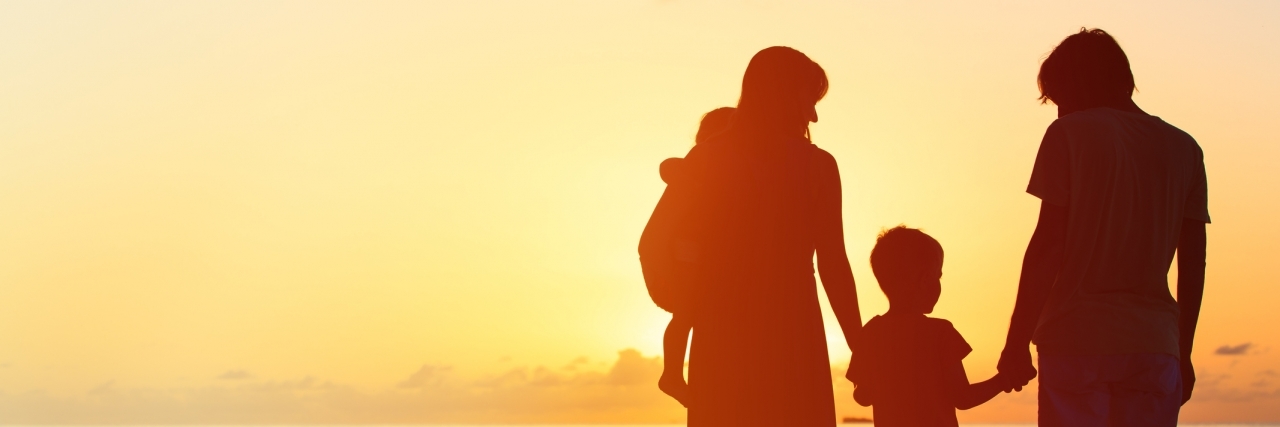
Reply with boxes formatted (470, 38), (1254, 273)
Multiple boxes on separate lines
(991, 372), (1017, 393)
(997, 345), (1037, 392)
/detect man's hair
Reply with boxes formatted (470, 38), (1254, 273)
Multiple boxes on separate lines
(1038, 28), (1135, 109)
(870, 226), (942, 299)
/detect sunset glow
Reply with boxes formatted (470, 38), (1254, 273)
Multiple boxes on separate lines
(1, 0), (1278, 423)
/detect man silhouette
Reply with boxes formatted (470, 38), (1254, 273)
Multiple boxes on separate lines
(997, 29), (1209, 427)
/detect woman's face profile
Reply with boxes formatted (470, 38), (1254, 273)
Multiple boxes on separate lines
(785, 100), (819, 136)
(803, 103), (819, 124)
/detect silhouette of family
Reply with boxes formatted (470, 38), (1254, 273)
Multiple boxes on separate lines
(639, 28), (1209, 427)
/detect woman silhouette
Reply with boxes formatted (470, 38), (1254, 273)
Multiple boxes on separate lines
(653, 46), (861, 426)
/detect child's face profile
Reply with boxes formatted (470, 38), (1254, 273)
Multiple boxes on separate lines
(886, 249), (944, 315)
(918, 251), (943, 314)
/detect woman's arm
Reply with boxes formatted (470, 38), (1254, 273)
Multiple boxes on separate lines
(813, 150), (861, 350)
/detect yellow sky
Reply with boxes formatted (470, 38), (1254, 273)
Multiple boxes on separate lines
(1, 0), (1278, 423)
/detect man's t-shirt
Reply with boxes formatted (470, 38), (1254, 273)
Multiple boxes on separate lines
(1027, 107), (1211, 357)
(849, 313), (971, 427)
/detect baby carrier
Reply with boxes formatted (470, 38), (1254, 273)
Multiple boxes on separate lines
(638, 142), (819, 314)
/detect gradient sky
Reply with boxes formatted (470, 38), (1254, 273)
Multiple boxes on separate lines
(1, 0), (1278, 423)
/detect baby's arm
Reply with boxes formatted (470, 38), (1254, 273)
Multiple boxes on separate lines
(852, 382), (874, 407)
(946, 359), (1009, 410)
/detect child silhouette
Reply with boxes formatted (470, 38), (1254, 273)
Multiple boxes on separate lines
(654, 106), (735, 407)
(849, 226), (1011, 426)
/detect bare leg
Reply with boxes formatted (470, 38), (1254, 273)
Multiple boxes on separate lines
(659, 312), (692, 407)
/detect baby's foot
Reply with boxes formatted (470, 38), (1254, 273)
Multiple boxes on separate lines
(658, 372), (690, 408)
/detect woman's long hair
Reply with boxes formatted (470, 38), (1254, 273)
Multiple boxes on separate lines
(732, 46), (828, 142)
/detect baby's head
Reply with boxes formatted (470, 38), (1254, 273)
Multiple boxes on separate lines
(661, 107), (737, 185)
(695, 107), (736, 144)
(870, 226), (944, 315)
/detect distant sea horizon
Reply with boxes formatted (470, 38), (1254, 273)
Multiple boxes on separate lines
(5, 421), (1274, 424)
(10, 421), (1280, 424)
(404, 421), (1280, 424)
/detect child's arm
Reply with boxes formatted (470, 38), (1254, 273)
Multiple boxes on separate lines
(946, 359), (1008, 410)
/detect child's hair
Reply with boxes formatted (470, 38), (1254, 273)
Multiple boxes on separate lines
(1037, 28), (1135, 109)
(695, 107), (736, 144)
(870, 225), (943, 298)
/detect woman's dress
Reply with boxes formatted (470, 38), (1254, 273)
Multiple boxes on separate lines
(681, 135), (838, 427)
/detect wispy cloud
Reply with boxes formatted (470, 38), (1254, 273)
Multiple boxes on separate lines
(396, 365), (450, 389)
(216, 370), (253, 380)
(87, 381), (115, 395)
(1187, 369), (1280, 403)
(4, 350), (1274, 424)
(1216, 343), (1253, 356)
(0, 349), (685, 424)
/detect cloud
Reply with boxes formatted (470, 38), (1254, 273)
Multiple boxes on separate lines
(1187, 371), (1280, 403)
(563, 356), (589, 371)
(23, 349), (1280, 424)
(1216, 343), (1253, 356)
(396, 365), (451, 389)
(1172, 367), (1280, 422)
(217, 370), (253, 380)
(605, 348), (660, 385)
(88, 381), (115, 395)
(1248, 370), (1280, 388)
(0, 349), (685, 424)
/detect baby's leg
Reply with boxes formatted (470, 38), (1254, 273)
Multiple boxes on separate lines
(658, 313), (692, 408)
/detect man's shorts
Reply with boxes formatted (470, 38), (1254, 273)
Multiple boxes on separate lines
(1038, 352), (1182, 427)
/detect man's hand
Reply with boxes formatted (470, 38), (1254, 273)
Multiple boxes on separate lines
(1176, 219), (1206, 406)
(997, 201), (1065, 393)
(1180, 356), (1196, 405)
(990, 372), (1016, 393)
(997, 346), (1037, 392)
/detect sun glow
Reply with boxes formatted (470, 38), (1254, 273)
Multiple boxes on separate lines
(0, 0), (1278, 423)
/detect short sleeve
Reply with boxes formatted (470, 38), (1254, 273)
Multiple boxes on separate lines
(1027, 122), (1071, 207)
(1184, 148), (1211, 223)
(937, 320), (972, 362)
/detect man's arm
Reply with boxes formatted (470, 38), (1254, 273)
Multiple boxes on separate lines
(998, 201), (1068, 388)
(1177, 219), (1207, 405)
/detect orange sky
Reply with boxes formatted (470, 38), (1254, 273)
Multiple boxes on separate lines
(1, 0), (1278, 423)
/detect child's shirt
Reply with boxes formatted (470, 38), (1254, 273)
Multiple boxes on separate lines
(849, 312), (971, 427)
